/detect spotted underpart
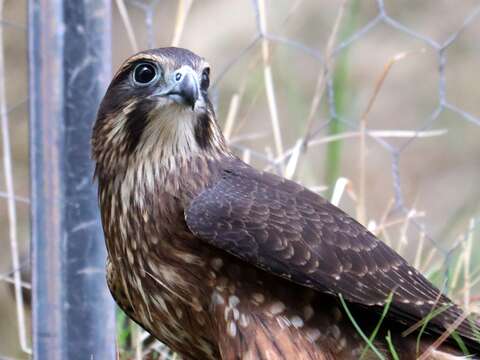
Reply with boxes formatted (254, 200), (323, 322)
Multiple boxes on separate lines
(93, 47), (480, 360)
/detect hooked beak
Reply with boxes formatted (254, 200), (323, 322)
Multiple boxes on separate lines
(163, 67), (199, 110)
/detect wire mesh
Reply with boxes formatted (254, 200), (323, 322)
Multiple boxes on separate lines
(0, 0), (479, 359)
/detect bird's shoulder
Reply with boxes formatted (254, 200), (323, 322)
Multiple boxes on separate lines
(187, 157), (383, 262)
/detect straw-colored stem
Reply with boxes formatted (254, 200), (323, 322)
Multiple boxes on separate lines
(257, 0), (284, 168)
(0, 1), (30, 353)
(417, 312), (469, 360)
(463, 218), (474, 309)
(171, 0), (193, 47)
(116, 0), (139, 52)
(223, 93), (241, 142)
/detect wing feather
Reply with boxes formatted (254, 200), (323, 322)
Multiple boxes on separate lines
(185, 161), (479, 348)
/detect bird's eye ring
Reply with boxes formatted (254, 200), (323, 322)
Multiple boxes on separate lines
(132, 62), (159, 86)
(201, 68), (210, 91)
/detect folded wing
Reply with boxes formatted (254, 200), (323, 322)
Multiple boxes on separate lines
(185, 160), (479, 350)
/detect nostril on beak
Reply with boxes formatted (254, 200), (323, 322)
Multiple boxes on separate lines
(162, 68), (200, 110)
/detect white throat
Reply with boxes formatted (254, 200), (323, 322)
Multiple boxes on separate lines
(136, 104), (200, 163)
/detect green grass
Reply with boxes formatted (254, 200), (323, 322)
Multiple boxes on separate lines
(450, 331), (469, 355)
(360, 292), (394, 359)
(415, 304), (452, 355)
(324, 0), (359, 196)
(339, 293), (387, 359)
(116, 309), (131, 348)
(385, 330), (400, 360)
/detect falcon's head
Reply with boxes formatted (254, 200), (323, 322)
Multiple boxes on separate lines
(92, 47), (227, 177)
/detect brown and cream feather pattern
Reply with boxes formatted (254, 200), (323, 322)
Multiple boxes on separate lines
(92, 47), (479, 359)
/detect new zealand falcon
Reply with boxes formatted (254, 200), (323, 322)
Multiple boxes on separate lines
(92, 47), (480, 359)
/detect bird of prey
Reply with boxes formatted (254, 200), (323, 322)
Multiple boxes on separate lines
(92, 47), (479, 360)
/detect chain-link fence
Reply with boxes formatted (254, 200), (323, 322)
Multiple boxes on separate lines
(0, 0), (479, 359)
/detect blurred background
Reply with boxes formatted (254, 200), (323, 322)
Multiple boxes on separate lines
(0, 0), (479, 358)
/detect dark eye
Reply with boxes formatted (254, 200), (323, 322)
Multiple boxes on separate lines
(133, 62), (158, 86)
(201, 68), (210, 91)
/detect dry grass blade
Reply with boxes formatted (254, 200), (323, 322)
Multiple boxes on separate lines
(395, 207), (418, 255)
(284, 139), (302, 179)
(374, 198), (394, 237)
(116, 0), (139, 52)
(375, 212), (425, 235)
(285, 0), (348, 180)
(417, 312), (469, 360)
(171, 0), (193, 47)
(419, 249), (439, 275)
(221, 54), (264, 142)
(463, 219), (474, 310)
(302, 0), (348, 145)
(242, 148), (251, 164)
(223, 93), (241, 141)
(450, 219), (475, 304)
(309, 129), (446, 147)
(401, 291), (446, 338)
(135, 325), (143, 360)
(330, 177), (350, 206)
(357, 48), (426, 225)
(0, 1), (30, 354)
(0, 272), (30, 289)
(413, 230), (426, 269)
(0, 192), (29, 203)
(255, 0), (284, 167)
(359, 50), (425, 122)
(229, 131), (269, 144)
(274, 128), (446, 166)
(451, 236), (465, 293)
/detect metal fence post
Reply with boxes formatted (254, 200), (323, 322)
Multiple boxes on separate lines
(29, 0), (116, 359)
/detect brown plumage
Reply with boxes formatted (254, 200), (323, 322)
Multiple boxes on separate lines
(92, 47), (480, 360)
